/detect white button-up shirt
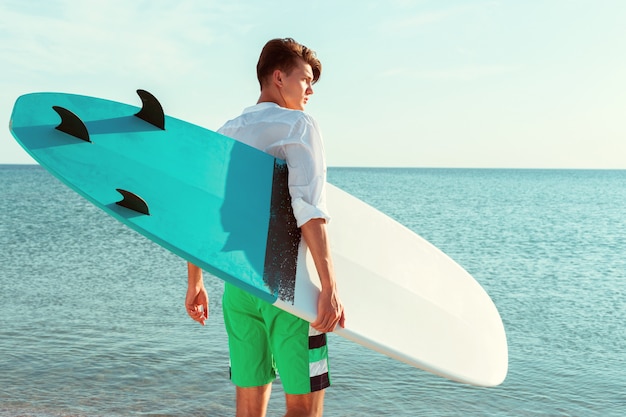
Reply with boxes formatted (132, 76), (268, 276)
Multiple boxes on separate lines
(218, 102), (330, 227)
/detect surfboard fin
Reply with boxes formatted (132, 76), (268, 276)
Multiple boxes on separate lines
(52, 106), (91, 142)
(134, 89), (165, 130)
(115, 188), (150, 215)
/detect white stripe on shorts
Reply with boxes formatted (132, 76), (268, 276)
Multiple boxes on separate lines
(309, 358), (328, 378)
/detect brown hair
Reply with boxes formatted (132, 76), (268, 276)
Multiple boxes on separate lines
(256, 38), (322, 89)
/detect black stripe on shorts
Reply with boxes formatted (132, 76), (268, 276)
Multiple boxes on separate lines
(309, 333), (327, 349)
(310, 372), (330, 392)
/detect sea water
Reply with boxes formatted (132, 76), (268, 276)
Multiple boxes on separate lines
(0, 165), (624, 416)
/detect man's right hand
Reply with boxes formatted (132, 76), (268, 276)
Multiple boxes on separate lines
(311, 286), (345, 333)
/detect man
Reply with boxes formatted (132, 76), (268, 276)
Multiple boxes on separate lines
(185, 38), (345, 417)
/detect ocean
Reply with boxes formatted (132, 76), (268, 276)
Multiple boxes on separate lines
(0, 165), (624, 416)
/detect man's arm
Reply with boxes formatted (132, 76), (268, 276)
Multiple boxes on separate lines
(186, 262), (209, 325)
(301, 218), (345, 333)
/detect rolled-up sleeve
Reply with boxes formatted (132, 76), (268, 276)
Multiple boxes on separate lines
(284, 116), (330, 227)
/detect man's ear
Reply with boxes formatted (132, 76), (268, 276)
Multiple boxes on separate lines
(272, 69), (283, 87)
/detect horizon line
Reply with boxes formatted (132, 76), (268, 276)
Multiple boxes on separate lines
(1, 163), (625, 171)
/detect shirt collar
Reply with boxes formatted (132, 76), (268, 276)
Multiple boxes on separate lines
(242, 102), (281, 114)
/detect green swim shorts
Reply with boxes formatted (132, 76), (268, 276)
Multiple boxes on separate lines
(222, 283), (331, 394)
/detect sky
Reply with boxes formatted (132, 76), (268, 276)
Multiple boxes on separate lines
(1, 0), (625, 169)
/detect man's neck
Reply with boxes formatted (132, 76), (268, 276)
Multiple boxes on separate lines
(257, 88), (286, 108)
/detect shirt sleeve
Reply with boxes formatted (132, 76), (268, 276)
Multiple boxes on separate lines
(283, 115), (330, 228)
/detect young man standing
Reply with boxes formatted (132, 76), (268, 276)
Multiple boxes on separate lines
(185, 38), (345, 417)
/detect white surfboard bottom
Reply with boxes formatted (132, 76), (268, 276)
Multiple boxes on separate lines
(274, 184), (508, 387)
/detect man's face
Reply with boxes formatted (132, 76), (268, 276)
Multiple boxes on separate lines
(279, 59), (314, 111)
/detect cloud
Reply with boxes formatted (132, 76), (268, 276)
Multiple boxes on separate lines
(0, 0), (254, 85)
(381, 65), (518, 81)
(377, 2), (496, 34)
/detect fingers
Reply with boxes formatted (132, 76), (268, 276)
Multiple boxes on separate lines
(312, 307), (345, 333)
(311, 288), (345, 333)
(185, 285), (209, 326)
(312, 318), (338, 333)
(186, 303), (208, 326)
(312, 320), (334, 333)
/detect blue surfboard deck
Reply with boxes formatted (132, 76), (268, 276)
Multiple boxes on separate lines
(9, 91), (301, 304)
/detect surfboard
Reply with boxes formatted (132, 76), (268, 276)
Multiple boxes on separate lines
(9, 91), (508, 387)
